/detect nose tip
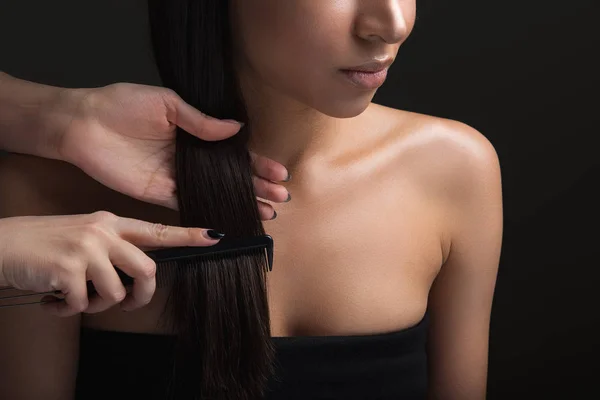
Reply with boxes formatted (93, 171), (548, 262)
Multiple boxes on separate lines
(355, 1), (409, 44)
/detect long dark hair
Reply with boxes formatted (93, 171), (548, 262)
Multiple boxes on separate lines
(147, 0), (274, 399)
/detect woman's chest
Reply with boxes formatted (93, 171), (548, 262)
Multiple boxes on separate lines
(263, 182), (445, 336)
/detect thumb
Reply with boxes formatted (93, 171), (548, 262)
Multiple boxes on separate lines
(170, 95), (243, 141)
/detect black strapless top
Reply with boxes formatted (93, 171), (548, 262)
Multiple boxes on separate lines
(75, 315), (429, 400)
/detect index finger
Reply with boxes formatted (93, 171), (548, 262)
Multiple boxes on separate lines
(114, 217), (224, 249)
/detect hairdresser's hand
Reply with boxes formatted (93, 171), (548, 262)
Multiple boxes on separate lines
(0, 211), (225, 316)
(56, 83), (290, 217)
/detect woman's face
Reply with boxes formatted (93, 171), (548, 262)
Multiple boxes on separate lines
(232, 0), (417, 118)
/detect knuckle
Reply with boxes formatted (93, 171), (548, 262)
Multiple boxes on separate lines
(267, 185), (284, 200)
(265, 162), (280, 178)
(116, 82), (134, 92)
(47, 274), (62, 291)
(75, 228), (101, 252)
(197, 124), (206, 137)
(257, 201), (271, 212)
(161, 88), (178, 103)
(89, 211), (118, 226)
(138, 295), (153, 307)
(107, 288), (127, 303)
(110, 83), (134, 99)
(150, 223), (170, 241)
(76, 214), (115, 249)
(159, 89), (180, 114)
(256, 157), (277, 177)
(54, 255), (83, 275)
(72, 298), (89, 313)
(139, 259), (157, 280)
(249, 152), (258, 167)
(257, 202), (274, 220)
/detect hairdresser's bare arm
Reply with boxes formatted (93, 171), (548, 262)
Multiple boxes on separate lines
(425, 122), (503, 400)
(0, 71), (72, 159)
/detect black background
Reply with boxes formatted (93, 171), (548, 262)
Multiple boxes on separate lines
(1, 0), (599, 398)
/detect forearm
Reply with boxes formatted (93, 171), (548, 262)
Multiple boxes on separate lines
(0, 71), (80, 160)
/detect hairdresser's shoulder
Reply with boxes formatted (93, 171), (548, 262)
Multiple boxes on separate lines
(380, 105), (502, 202)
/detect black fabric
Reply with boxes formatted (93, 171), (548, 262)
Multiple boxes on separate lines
(75, 315), (428, 400)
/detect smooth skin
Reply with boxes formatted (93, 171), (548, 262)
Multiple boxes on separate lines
(0, 1), (502, 399)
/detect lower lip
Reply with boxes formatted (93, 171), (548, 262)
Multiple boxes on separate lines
(340, 68), (388, 90)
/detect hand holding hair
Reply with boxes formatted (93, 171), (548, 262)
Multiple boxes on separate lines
(0, 73), (290, 218)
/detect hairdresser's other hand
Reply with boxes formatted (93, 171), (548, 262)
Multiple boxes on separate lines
(56, 83), (290, 216)
(0, 211), (224, 317)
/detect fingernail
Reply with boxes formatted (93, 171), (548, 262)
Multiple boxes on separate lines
(205, 229), (226, 239)
(270, 211), (278, 220)
(222, 119), (244, 127)
(285, 192), (292, 202)
(282, 172), (292, 182)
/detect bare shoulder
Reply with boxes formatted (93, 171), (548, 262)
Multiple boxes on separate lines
(370, 104), (503, 263)
(372, 104), (502, 206)
(376, 103), (499, 167)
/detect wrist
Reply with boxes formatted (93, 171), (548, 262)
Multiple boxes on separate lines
(40, 86), (90, 162)
(0, 72), (86, 161)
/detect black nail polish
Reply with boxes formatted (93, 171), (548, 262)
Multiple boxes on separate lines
(271, 211), (278, 220)
(285, 193), (292, 202)
(282, 172), (292, 182)
(206, 230), (226, 239)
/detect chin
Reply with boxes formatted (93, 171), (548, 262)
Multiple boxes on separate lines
(314, 92), (375, 119)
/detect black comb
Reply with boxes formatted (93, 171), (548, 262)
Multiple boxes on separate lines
(0, 234), (274, 308)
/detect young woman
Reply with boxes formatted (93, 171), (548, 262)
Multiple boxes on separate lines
(0, 1), (503, 399)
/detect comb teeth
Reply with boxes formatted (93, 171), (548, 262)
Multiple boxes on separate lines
(156, 260), (178, 288)
(144, 248), (270, 289)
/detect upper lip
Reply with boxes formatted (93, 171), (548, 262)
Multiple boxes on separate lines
(342, 58), (394, 73)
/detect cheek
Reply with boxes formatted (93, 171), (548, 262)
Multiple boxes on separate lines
(236, 2), (346, 96)
(235, 2), (371, 117)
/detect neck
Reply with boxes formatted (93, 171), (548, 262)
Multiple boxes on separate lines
(242, 82), (342, 171)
